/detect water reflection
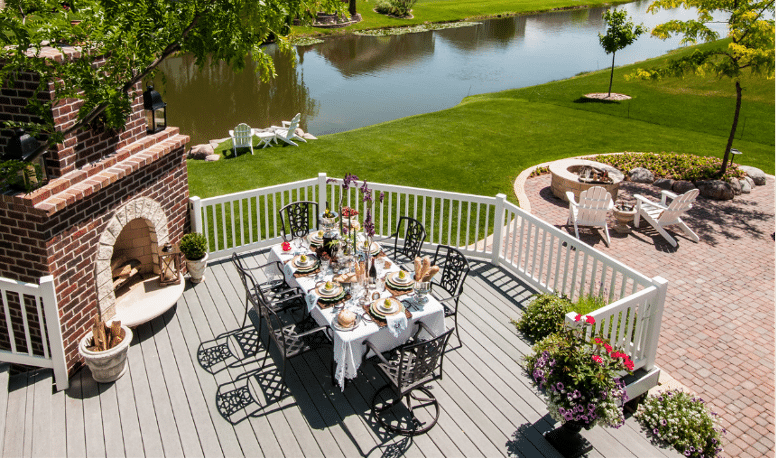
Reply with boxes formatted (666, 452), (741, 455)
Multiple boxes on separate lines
(155, 1), (728, 145)
(155, 45), (317, 139)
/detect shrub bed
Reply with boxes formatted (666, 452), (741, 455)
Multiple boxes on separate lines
(593, 152), (746, 182)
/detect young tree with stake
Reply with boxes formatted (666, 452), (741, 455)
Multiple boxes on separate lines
(599, 9), (647, 97)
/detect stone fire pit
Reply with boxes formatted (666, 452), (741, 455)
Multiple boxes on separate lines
(550, 158), (624, 202)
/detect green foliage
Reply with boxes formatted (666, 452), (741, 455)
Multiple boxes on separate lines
(0, 160), (43, 194)
(593, 152), (746, 181)
(599, 9), (646, 54)
(374, 0), (418, 17)
(179, 233), (208, 260)
(632, 0), (775, 173)
(525, 319), (634, 428)
(571, 294), (607, 316)
(636, 389), (725, 457)
(513, 293), (573, 341)
(0, 0), (346, 158)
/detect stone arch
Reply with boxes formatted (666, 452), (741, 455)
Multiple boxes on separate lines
(94, 197), (170, 320)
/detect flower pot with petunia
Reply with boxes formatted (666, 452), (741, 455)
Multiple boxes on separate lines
(525, 314), (634, 457)
(180, 232), (209, 283)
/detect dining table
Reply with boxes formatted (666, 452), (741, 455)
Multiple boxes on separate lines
(267, 235), (446, 390)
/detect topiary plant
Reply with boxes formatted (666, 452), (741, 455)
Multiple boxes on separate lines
(512, 293), (573, 341)
(179, 233), (208, 261)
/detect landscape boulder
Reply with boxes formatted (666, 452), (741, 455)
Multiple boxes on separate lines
(189, 144), (214, 160)
(205, 154), (221, 162)
(739, 178), (752, 194)
(739, 166), (766, 185)
(302, 133), (318, 140)
(728, 178), (742, 196)
(671, 180), (696, 194)
(210, 137), (229, 150)
(695, 180), (734, 200)
(653, 178), (674, 190)
(629, 167), (654, 183)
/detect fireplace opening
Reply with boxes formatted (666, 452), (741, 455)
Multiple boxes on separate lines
(110, 218), (159, 302)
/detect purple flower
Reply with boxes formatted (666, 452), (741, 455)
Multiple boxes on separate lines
(556, 382), (564, 391)
(573, 390), (581, 399)
(558, 407), (566, 416)
(379, 191), (385, 202)
(588, 403), (596, 412)
(563, 411), (574, 421)
(661, 419), (667, 426)
(576, 404), (584, 412)
(653, 428), (659, 435)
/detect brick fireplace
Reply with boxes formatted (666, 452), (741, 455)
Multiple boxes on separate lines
(0, 46), (190, 374)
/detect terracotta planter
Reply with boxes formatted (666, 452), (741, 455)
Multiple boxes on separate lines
(78, 325), (133, 383)
(186, 252), (209, 283)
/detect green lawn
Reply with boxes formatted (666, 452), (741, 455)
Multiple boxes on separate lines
(293, 0), (633, 36)
(188, 40), (774, 204)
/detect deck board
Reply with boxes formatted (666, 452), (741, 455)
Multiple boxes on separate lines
(0, 249), (678, 457)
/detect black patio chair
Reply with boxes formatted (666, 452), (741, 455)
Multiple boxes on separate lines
(231, 253), (305, 331)
(380, 216), (427, 269)
(279, 200), (319, 246)
(258, 292), (333, 387)
(430, 245), (470, 348)
(363, 322), (454, 436)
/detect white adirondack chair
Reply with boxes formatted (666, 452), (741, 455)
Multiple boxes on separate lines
(229, 123), (254, 156)
(272, 113), (307, 147)
(633, 188), (699, 247)
(566, 186), (614, 246)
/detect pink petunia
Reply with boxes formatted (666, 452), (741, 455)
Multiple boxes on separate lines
(575, 314), (582, 322)
(586, 316), (596, 325)
(592, 355), (603, 364)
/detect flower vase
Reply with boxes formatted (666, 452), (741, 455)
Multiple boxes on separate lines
(544, 420), (593, 458)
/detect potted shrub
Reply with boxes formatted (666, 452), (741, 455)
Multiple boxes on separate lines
(525, 314), (634, 457)
(78, 315), (133, 383)
(180, 232), (209, 283)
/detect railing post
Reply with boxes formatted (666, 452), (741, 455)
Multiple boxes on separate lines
(318, 173), (328, 212)
(40, 276), (68, 391)
(643, 276), (668, 370)
(190, 196), (202, 234)
(491, 193), (506, 266)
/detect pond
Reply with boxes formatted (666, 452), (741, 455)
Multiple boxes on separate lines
(155, 1), (728, 146)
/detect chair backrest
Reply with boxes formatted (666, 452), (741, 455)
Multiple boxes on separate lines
(432, 245), (470, 301)
(574, 186), (613, 225)
(393, 216), (427, 262)
(392, 327), (454, 394)
(232, 123), (253, 147)
(658, 188), (699, 224)
(232, 253), (260, 309)
(279, 201), (319, 241)
(280, 113), (301, 140)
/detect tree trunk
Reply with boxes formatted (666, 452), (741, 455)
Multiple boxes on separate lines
(349, 0), (356, 16)
(608, 52), (616, 97)
(720, 81), (742, 175)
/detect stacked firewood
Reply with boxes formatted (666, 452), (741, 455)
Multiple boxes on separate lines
(89, 315), (124, 351)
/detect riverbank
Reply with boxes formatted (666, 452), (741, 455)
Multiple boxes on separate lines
(188, 40), (774, 200)
(292, 0), (634, 37)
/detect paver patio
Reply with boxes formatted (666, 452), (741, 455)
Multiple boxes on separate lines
(521, 173), (776, 458)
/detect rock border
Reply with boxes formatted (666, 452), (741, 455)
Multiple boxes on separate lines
(584, 93), (632, 101)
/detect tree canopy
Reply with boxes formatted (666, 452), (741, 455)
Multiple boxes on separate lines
(598, 9), (646, 96)
(0, 0), (344, 151)
(633, 0), (774, 173)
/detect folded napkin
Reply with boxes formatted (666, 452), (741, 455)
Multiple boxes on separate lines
(283, 262), (296, 278)
(305, 291), (318, 313)
(385, 309), (408, 338)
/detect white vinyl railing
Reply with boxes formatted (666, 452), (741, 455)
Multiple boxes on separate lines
(0, 276), (68, 391)
(190, 173), (666, 396)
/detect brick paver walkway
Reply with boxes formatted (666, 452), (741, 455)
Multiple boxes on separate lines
(522, 174), (775, 457)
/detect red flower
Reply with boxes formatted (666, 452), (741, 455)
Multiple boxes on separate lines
(586, 316), (596, 325)
(594, 337), (603, 345)
(575, 314), (582, 322)
(604, 344), (613, 353)
(592, 355), (603, 364)
(281, 241), (291, 251)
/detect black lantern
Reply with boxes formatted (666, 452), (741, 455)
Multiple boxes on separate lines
(143, 85), (167, 134)
(3, 128), (47, 188)
(159, 243), (181, 286)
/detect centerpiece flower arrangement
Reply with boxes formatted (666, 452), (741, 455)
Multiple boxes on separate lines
(327, 173), (384, 253)
(525, 314), (634, 454)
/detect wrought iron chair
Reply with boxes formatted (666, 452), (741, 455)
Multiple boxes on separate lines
(363, 322), (454, 436)
(381, 216), (427, 269)
(430, 245), (470, 348)
(279, 201), (319, 250)
(258, 292), (333, 386)
(231, 253), (305, 331)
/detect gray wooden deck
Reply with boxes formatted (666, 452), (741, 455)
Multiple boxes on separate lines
(0, 249), (679, 457)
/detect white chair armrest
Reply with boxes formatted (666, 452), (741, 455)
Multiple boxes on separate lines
(633, 194), (666, 212)
(565, 191), (578, 206)
(282, 121), (291, 128)
(660, 190), (678, 206)
(229, 130), (235, 137)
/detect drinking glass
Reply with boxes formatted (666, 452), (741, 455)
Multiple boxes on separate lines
(413, 281), (432, 304)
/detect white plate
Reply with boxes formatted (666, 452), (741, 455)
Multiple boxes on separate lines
(371, 298), (400, 316)
(332, 315), (360, 332)
(318, 283), (342, 297)
(309, 232), (324, 243)
(295, 256), (316, 268)
(392, 272), (413, 285)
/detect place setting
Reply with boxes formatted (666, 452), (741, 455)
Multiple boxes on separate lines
(283, 252), (321, 278)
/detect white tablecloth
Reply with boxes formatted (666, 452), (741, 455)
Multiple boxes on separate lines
(268, 243), (445, 390)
